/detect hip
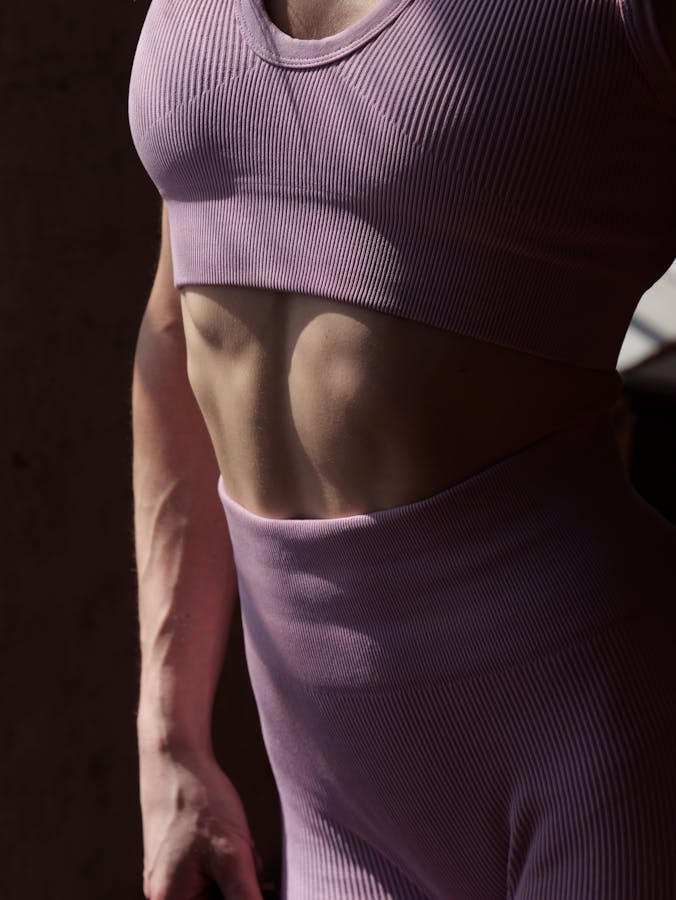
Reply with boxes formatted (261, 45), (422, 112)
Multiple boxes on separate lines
(217, 409), (676, 692)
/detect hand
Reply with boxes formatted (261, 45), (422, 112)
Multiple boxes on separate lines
(139, 749), (265, 900)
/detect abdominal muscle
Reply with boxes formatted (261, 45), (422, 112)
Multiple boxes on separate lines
(179, 284), (622, 520)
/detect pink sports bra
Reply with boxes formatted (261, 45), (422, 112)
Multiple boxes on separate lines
(128, 0), (676, 371)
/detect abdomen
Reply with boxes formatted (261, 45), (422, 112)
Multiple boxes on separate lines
(180, 283), (623, 520)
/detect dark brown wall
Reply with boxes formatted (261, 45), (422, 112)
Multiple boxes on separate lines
(1, 2), (280, 897)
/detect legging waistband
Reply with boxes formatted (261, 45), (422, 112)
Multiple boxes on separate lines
(216, 411), (668, 690)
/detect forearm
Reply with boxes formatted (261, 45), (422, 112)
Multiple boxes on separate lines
(132, 302), (238, 761)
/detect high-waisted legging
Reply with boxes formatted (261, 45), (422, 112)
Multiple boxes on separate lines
(217, 411), (676, 900)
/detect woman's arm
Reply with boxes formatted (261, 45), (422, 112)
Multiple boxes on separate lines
(132, 203), (262, 898)
(132, 198), (238, 761)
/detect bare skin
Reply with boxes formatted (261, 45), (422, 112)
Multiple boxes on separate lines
(181, 283), (621, 520)
(262, 0), (383, 38)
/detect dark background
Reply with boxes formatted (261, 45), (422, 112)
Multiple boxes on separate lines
(2, 1), (675, 898)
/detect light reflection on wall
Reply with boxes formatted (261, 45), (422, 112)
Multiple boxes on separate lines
(619, 259), (676, 371)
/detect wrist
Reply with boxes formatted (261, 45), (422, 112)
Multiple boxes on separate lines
(136, 706), (214, 762)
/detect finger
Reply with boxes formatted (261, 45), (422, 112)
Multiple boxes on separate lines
(213, 844), (264, 900)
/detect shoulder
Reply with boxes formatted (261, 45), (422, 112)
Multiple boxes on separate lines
(653, 0), (676, 69)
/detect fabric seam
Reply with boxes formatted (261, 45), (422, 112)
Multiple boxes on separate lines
(133, 61), (257, 146)
(235, 0), (416, 68)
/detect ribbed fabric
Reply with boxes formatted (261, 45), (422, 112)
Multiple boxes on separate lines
(128, 4), (676, 896)
(218, 413), (676, 899)
(128, 0), (676, 371)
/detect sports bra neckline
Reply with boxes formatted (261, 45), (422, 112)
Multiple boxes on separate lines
(236, 0), (416, 67)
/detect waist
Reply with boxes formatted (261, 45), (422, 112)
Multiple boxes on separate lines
(180, 285), (624, 519)
(217, 410), (653, 690)
(196, 364), (624, 520)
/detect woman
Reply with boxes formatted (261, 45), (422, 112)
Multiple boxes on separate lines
(129, 0), (676, 898)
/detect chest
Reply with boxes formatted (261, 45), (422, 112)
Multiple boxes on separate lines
(131, 0), (646, 211)
(262, 0), (383, 38)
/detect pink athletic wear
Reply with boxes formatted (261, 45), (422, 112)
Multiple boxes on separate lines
(128, 0), (676, 370)
(217, 412), (676, 900)
(127, 2), (676, 898)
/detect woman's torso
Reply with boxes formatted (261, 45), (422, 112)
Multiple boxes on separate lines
(181, 282), (621, 519)
(175, 0), (671, 520)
